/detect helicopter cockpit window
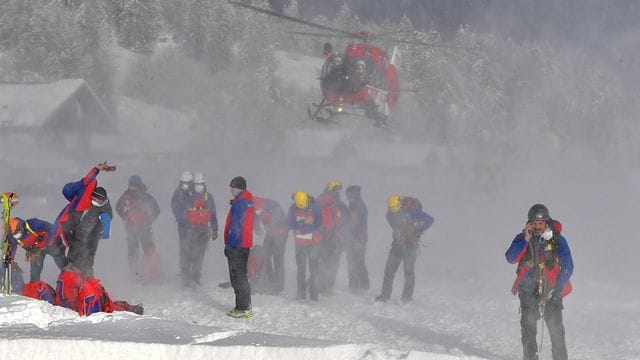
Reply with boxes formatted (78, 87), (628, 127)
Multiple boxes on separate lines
(321, 54), (344, 78)
(321, 54), (350, 94)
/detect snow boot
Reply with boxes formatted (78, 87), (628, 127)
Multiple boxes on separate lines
(226, 308), (253, 318)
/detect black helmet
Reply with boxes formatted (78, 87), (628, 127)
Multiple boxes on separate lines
(323, 42), (333, 54)
(527, 204), (549, 221)
(345, 185), (361, 198)
(92, 186), (108, 201)
(229, 176), (247, 190)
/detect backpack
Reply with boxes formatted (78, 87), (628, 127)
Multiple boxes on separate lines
(23, 280), (56, 305)
(318, 195), (342, 235)
(55, 270), (83, 310)
(78, 278), (113, 316)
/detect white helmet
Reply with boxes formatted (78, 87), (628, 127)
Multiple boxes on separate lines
(194, 172), (206, 184)
(180, 171), (193, 182)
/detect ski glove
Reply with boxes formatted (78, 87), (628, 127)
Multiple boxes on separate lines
(546, 287), (561, 301)
(211, 232), (218, 241)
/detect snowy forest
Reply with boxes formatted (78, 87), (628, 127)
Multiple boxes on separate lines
(1, 0), (640, 359)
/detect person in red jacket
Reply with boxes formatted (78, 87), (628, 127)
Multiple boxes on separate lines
(115, 175), (161, 282)
(224, 176), (254, 318)
(505, 204), (573, 360)
(253, 196), (288, 295)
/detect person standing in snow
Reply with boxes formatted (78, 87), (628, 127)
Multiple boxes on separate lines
(316, 180), (350, 297)
(224, 176), (254, 318)
(344, 185), (370, 293)
(176, 172), (217, 288)
(253, 196), (288, 295)
(375, 194), (434, 303)
(287, 190), (323, 301)
(172, 171), (194, 284)
(115, 175), (161, 282)
(506, 204), (573, 360)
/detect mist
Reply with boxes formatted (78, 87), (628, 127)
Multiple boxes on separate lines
(1, 0), (639, 358)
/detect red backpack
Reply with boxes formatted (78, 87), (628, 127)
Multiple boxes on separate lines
(78, 278), (113, 316)
(23, 281), (56, 305)
(318, 195), (342, 235)
(77, 279), (145, 316)
(55, 270), (83, 310)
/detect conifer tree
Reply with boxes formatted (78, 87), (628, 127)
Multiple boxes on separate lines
(114, 0), (161, 55)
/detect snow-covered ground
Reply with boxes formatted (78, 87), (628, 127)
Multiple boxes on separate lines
(1, 260), (638, 359)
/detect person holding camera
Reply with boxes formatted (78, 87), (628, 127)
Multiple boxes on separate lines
(505, 204), (574, 360)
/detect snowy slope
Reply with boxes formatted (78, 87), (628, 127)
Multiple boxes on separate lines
(0, 293), (485, 360)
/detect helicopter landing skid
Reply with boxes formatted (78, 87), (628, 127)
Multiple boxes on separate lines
(307, 98), (337, 123)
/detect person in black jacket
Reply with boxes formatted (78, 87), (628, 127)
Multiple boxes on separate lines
(345, 185), (370, 292)
(64, 186), (113, 279)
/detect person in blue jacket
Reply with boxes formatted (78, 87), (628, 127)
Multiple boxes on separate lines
(505, 204), (573, 360)
(9, 217), (66, 282)
(375, 194), (434, 303)
(224, 176), (255, 318)
(287, 191), (323, 301)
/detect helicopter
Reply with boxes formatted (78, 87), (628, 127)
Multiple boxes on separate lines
(230, 1), (469, 128)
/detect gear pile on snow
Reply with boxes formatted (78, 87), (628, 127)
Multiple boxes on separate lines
(22, 270), (143, 316)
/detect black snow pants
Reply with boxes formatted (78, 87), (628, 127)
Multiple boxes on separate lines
(295, 243), (321, 301)
(225, 247), (251, 311)
(378, 241), (417, 302)
(519, 290), (568, 360)
(346, 239), (369, 291)
(126, 224), (154, 276)
(180, 226), (209, 286)
(262, 233), (287, 294)
(319, 235), (342, 295)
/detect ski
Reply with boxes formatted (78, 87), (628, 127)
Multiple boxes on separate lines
(1, 192), (16, 295)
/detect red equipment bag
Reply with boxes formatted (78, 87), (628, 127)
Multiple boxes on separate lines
(55, 270), (83, 310)
(23, 280), (56, 305)
(78, 278), (113, 316)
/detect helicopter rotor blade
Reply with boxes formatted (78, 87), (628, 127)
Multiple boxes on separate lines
(375, 35), (477, 51)
(289, 31), (361, 39)
(229, 1), (358, 38)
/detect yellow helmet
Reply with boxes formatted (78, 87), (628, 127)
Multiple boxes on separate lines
(293, 190), (309, 209)
(326, 179), (342, 192)
(387, 194), (402, 213)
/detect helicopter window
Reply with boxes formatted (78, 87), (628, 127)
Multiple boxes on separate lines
(321, 54), (344, 78)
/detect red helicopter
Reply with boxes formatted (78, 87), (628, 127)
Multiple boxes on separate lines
(230, 1), (468, 128)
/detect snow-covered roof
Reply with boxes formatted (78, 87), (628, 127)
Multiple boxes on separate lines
(0, 79), (114, 133)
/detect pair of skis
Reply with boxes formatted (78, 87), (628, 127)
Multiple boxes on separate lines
(1, 192), (16, 295)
